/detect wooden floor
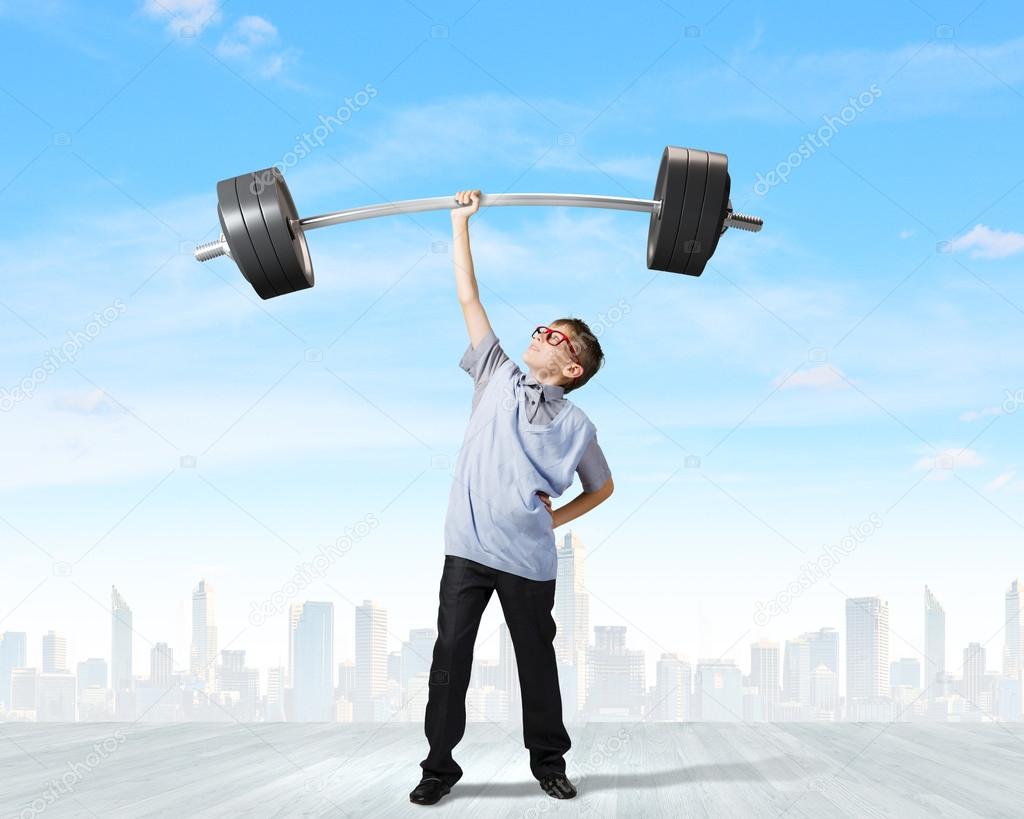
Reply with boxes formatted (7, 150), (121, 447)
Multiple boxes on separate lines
(2, 721), (1023, 818)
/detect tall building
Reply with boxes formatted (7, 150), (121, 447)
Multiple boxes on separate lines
(37, 673), (77, 721)
(924, 585), (946, 699)
(336, 659), (356, 702)
(803, 628), (839, 675)
(0, 632), (28, 709)
(963, 642), (986, 714)
(355, 600), (387, 721)
(111, 585), (133, 698)
(77, 658), (108, 694)
(150, 643), (174, 687)
(555, 531), (590, 716)
(809, 665), (837, 717)
(42, 631), (67, 674)
(782, 638), (811, 706)
(750, 640), (780, 720)
(265, 666), (286, 721)
(890, 657), (921, 689)
(652, 653), (692, 721)
(190, 579), (218, 685)
(694, 659), (742, 721)
(586, 626), (645, 718)
(802, 628), (839, 716)
(1004, 580), (1024, 690)
(401, 628), (435, 711)
(10, 668), (39, 717)
(292, 601), (334, 721)
(216, 650), (260, 719)
(288, 603), (303, 687)
(846, 597), (889, 702)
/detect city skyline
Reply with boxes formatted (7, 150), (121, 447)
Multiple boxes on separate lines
(2, 531), (1021, 723)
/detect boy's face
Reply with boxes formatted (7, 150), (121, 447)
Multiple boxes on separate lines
(523, 322), (583, 386)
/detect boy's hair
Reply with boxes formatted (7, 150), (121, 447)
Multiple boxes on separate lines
(552, 317), (604, 394)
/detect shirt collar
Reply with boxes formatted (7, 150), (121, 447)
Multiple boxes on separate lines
(524, 371), (565, 402)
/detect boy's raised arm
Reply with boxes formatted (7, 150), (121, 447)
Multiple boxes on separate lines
(451, 189), (492, 349)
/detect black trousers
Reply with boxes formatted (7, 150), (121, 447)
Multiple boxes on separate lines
(419, 554), (571, 786)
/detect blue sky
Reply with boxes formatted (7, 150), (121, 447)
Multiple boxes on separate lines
(1, 1), (1023, 690)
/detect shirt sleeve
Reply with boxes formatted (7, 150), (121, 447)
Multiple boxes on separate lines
(576, 434), (612, 493)
(459, 328), (511, 387)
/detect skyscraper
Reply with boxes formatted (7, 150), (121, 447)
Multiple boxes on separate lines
(750, 640), (780, 720)
(555, 531), (590, 717)
(694, 659), (743, 721)
(586, 626), (645, 718)
(288, 603), (303, 688)
(355, 599), (387, 721)
(1004, 580), (1023, 689)
(846, 597), (889, 702)
(653, 653), (692, 721)
(803, 628), (840, 676)
(111, 585), (133, 693)
(42, 630), (67, 674)
(802, 627), (839, 716)
(924, 585), (946, 699)
(809, 665), (837, 717)
(150, 643), (174, 687)
(782, 638), (811, 706)
(890, 657), (921, 690)
(963, 642), (986, 714)
(265, 666), (286, 721)
(0, 632), (27, 709)
(401, 627), (436, 715)
(76, 658), (108, 695)
(190, 579), (218, 685)
(292, 601), (335, 722)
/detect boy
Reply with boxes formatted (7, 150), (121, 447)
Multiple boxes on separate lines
(411, 189), (615, 806)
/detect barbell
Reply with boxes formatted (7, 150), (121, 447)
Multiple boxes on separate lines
(193, 145), (763, 300)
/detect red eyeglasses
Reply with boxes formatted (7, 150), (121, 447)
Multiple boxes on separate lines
(532, 325), (583, 385)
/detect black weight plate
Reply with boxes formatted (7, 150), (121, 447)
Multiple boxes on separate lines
(647, 146), (689, 271)
(684, 151), (729, 276)
(253, 167), (313, 294)
(216, 176), (278, 300)
(668, 149), (709, 275)
(236, 173), (289, 298)
(701, 162), (730, 272)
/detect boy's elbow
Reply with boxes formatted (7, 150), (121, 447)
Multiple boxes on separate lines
(598, 476), (613, 498)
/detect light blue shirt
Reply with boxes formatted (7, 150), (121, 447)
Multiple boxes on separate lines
(444, 332), (602, 581)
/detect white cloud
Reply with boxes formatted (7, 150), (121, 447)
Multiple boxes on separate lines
(960, 405), (1003, 421)
(986, 470), (1016, 492)
(215, 15), (296, 78)
(52, 388), (123, 415)
(914, 447), (984, 480)
(215, 15), (275, 57)
(142, 0), (221, 35)
(776, 364), (847, 390)
(949, 224), (1024, 259)
(898, 229), (915, 239)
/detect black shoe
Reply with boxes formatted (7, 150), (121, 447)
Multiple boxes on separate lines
(539, 772), (577, 799)
(410, 776), (451, 805)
